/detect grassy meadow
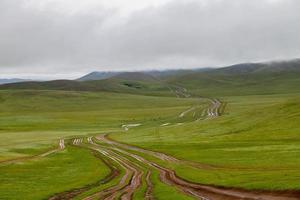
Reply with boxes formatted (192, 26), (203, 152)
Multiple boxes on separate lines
(112, 93), (300, 190)
(0, 90), (202, 160)
(0, 146), (110, 200)
(0, 86), (300, 199)
(0, 89), (206, 199)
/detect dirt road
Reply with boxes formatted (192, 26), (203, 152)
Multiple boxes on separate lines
(1, 139), (64, 165)
(206, 99), (221, 118)
(41, 136), (300, 200)
(93, 135), (300, 200)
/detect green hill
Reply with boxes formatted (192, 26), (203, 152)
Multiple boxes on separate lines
(0, 74), (172, 96)
(168, 59), (300, 97)
(1, 59), (300, 97)
(1, 60), (300, 199)
(77, 71), (120, 81)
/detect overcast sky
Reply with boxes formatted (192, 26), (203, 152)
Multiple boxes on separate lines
(1, 0), (300, 79)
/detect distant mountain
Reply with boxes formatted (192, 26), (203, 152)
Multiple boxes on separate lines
(78, 68), (213, 81)
(168, 59), (300, 96)
(0, 76), (171, 96)
(212, 59), (300, 75)
(0, 78), (30, 85)
(77, 71), (120, 81)
(0, 80), (93, 91)
(146, 68), (212, 79)
(112, 72), (158, 82)
(1, 59), (300, 97)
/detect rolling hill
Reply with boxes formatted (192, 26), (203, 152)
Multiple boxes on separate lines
(2, 59), (300, 199)
(0, 72), (172, 96)
(77, 68), (212, 81)
(168, 59), (300, 96)
(77, 71), (120, 81)
(112, 72), (158, 82)
(0, 78), (30, 85)
(1, 59), (300, 97)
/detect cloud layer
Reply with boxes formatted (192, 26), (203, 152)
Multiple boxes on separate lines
(1, 0), (300, 78)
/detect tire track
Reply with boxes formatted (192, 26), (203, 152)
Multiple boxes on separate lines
(49, 148), (120, 200)
(97, 135), (300, 200)
(85, 139), (155, 200)
(83, 146), (144, 200)
(100, 134), (290, 171)
(145, 171), (154, 200)
(206, 99), (221, 118)
(93, 150), (132, 200)
(179, 106), (197, 118)
(96, 139), (209, 199)
(98, 138), (213, 199)
(72, 138), (83, 145)
(100, 139), (216, 199)
(100, 145), (155, 200)
(166, 83), (223, 121)
(0, 139), (65, 165)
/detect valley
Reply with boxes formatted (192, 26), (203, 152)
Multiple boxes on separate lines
(1, 60), (300, 199)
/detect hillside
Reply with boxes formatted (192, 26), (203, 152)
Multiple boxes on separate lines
(2, 60), (300, 199)
(1, 59), (300, 97)
(0, 80), (94, 91)
(77, 71), (120, 81)
(112, 72), (158, 82)
(0, 73), (172, 96)
(0, 78), (30, 85)
(168, 59), (300, 97)
(77, 68), (212, 81)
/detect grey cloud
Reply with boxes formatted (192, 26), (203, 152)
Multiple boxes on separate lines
(0, 0), (300, 77)
(107, 0), (300, 67)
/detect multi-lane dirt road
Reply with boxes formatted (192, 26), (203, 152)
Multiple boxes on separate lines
(46, 95), (299, 200)
(48, 135), (300, 200)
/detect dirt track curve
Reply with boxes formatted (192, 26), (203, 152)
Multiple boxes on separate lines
(49, 135), (300, 200)
(92, 135), (300, 200)
(0, 139), (65, 165)
(42, 89), (299, 200)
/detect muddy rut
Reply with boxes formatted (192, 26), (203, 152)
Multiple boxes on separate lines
(45, 136), (300, 200)
(49, 147), (119, 200)
(0, 139), (65, 165)
(94, 135), (300, 200)
(83, 142), (145, 200)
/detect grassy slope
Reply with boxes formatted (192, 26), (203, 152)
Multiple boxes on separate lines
(0, 90), (205, 199)
(0, 76), (173, 97)
(1, 70), (300, 198)
(0, 90), (201, 160)
(167, 60), (300, 97)
(112, 93), (300, 190)
(0, 146), (110, 200)
(2, 60), (300, 98)
(168, 71), (300, 97)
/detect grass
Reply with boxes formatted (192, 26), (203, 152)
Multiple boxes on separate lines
(1, 88), (300, 198)
(112, 93), (300, 190)
(0, 77), (174, 97)
(91, 139), (196, 200)
(151, 170), (194, 200)
(0, 90), (201, 132)
(169, 71), (300, 97)
(0, 89), (204, 199)
(0, 90), (202, 160)
(0, 146), (110, 200)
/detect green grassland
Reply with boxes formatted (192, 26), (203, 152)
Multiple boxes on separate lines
(0, 89), (202, 159)
(0, 89), (207, 199)
(168, 71), (300, 97)
(1, 70), (300, 199)
(112, 93), (300, 190)
(0, 77), (174, 97)
(0, 146), (110, 200)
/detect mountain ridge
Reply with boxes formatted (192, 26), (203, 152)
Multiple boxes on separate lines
(1, 58), (300, 96)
